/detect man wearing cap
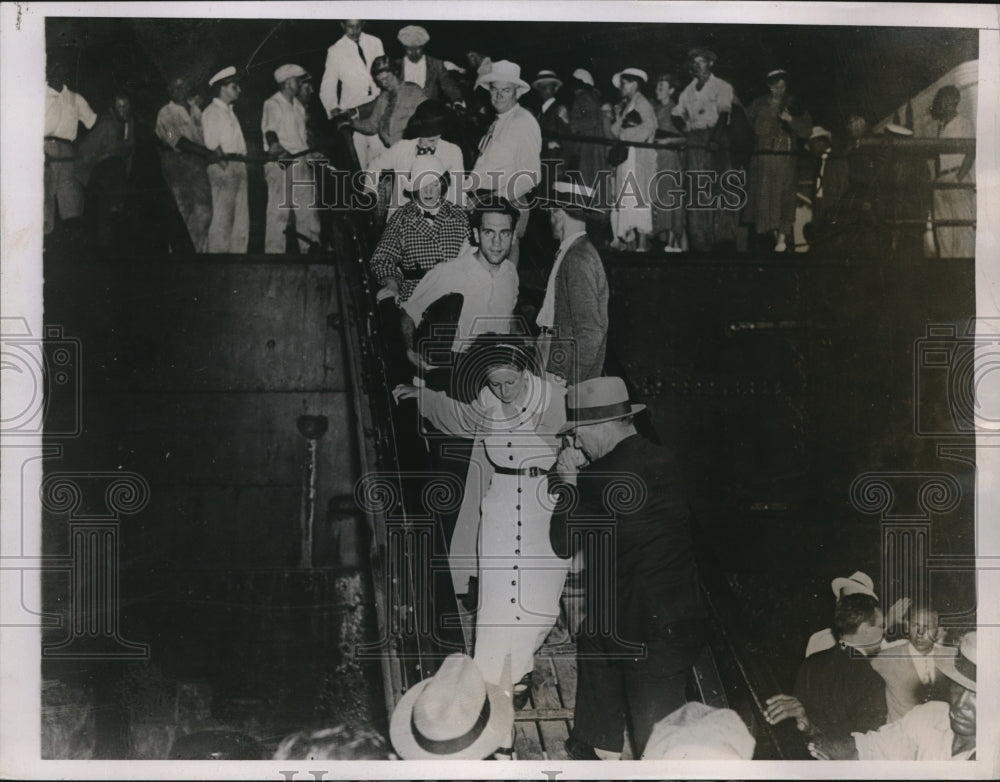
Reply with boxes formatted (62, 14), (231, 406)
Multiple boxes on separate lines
(366, 100), (466, 220)
(397, 25), (463, 105)
(672, 48), (736, 254)
(809, 631), (977, 760)
(369, 154), (470, 306)
(338, 57), (426, 161)
(202, 66), (249, 253)
(550, 377), (709, 759)
(472, 60), (542, 267)
(261, 64), (320, 254)
(537, 178), (608, 385)
(156, 75), (216, 252)
(44, 59), (97, 237)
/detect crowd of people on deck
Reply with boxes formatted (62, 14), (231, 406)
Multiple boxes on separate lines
(42, 18), (980, 763)
(45, 20), (976, 259)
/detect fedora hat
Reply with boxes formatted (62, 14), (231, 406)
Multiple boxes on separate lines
(539, 176), (607, 216)
(572, 68), (594, 87)
(476, 59), (531, 97)
(404, 99), (453, 139)
(532, 69), (562, 91)
(830, 571), (877, 600)
(936, 631), (975, 691)
(559, 377), (645, 434)
(612, 67), (648, 89)
(389, 653), (514, 759)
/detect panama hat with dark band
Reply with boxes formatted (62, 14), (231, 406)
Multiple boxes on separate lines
(558, 377), (646, 434)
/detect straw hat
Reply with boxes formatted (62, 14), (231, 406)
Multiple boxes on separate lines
(936, 631), (975, 692)
(558, 377), (645, 434)
(389, 653), (514, 759)
(612, 67), (648, 89)
(830, 571), (877, 600)
(476, 59), (531, 97)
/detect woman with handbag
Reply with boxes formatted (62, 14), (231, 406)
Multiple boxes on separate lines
(609, 68), (657, 252)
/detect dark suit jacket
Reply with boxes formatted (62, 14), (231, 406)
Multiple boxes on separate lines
(421, 56), (463, 104)
(538, 100), (574, 173)
(794, 644), (887, 741)
(549, 434), (707, 643)
(547, 235), (608, 384)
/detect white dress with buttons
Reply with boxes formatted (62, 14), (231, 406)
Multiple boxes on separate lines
(416, 373), (570, 685)
(473, 394), (570, 686)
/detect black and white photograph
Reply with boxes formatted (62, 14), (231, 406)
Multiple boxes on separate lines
(1, 2), (997, 778)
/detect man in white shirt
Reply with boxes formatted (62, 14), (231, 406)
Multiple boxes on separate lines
(261, 64), (320, 254)
(396, 25), (463, 105)
(44, 59), (97, 235)
(400, 198), (520, 366)
(871, 606), (953, 722)
(319, 20), (385, 169)
(202, 66), (249, 253)
(672, 48), (735, 253)
(471, 60), (541, 267)
(155, 76), (216, 252)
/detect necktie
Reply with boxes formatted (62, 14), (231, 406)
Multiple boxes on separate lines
(478, 120), (497, 155)
(416, 144), (436, 155)
(422, 210), (437, 221)
(379, 91), (397, 146)
(357, 42), (372, 97)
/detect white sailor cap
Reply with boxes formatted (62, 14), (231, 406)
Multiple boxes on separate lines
(209, 66), (238, 86)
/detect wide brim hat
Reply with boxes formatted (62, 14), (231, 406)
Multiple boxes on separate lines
(401, 154), (448, 195)
(936, 631), (976, 691)
(476, 59), (531, 97)
(404, 99), (453, 139)
(538, 177), (607, 216)
(830, 571), (877, 600)
(398, 25), (430, 47)
(532, 69), (562, 91)
(558, 376), (645, 434)
(612, 68), (648, 89)
(389, 653), (514, 759)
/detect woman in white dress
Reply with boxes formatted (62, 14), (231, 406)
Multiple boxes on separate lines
(394, 338), (570, 709)
(610, 67), (658, 252)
